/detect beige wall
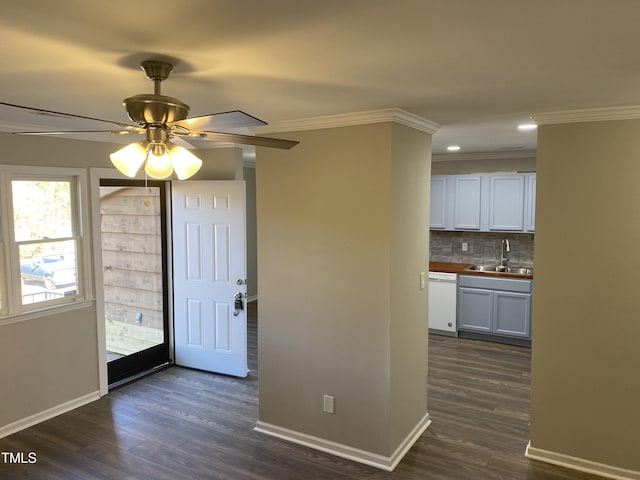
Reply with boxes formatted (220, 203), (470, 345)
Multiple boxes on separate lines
(243, 165), (258, 299)
(0, 306), (98, 426)
(192, 147), (242, 180)
(1, 131), (120, 168)
(431, 156), (536, 175)
(389, 123), (431, 447)
(530, 119), (640, 471)
(256, 122), (430, 457)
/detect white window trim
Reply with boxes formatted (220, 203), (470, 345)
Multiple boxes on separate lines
(0, 165), (93, 323)
(0, 300), (96, 327)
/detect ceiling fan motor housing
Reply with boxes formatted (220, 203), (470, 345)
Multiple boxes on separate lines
(124, 60), (190, 125)
(124, 94), (190, 125)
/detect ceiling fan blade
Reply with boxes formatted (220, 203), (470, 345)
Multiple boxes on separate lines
(12, 129), (142, 136)
(193, 131), (299, 150)
(0, 101), (134, 129)
(171, 110), (268, 133)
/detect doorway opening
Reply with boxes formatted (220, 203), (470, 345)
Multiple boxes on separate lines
(99, 179), (171, 386)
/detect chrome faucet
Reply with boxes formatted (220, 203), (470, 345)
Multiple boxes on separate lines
(500, 238), (511, 269)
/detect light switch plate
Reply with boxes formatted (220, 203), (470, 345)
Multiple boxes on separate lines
(323, 395), (335, 414)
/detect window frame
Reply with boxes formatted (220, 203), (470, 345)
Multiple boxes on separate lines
(0, 165), (92, 321)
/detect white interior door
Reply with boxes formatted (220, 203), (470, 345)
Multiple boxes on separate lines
(172, 180), (247, 377)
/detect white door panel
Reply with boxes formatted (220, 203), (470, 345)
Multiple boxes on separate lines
(172, 181), (247, 377)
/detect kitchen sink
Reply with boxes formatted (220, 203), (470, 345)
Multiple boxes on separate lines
(465, 264), (533, 275)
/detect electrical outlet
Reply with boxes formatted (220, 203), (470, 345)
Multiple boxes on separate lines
(462, 242), (468, 252)
(323, 395), (335, 414)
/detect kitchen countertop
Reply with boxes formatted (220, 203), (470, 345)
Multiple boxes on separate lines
(429, 261), (533, 279)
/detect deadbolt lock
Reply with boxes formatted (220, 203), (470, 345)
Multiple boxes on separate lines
(233, 292), (244, 316)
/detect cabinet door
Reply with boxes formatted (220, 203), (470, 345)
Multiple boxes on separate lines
(489, 175), (525, 231)
(525, 173), (536, 232)
(430, 176), (447, 229)
(458, 287), (493, 332)
(453, 175), (481, 230)
(494, 291), (531, 337)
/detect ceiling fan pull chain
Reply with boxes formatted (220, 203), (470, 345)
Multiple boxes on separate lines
(144, 171), (151, 207)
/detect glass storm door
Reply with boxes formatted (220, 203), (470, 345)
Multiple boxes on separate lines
(100, 179), (170, 386)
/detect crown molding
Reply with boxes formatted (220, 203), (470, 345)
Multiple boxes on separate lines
(532, 106), (640, 125)
(252, 108), (440, 135)
(432, 150), (537, 162)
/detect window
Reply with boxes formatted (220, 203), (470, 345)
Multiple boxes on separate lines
(0, 167), (89, 318)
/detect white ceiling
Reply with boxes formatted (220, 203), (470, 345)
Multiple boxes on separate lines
(2, 0), (640, 157)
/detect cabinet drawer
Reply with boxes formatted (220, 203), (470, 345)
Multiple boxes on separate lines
(458, 274), (532, 293)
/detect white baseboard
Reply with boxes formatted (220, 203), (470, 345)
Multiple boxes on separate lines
(388, 412), (432, 470)
(526, 441), (640, 480)
(0, 391), (100, 439)
(255, 412), (431, 471)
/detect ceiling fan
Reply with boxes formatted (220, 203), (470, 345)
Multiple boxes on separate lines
(0, 59), (299, 179)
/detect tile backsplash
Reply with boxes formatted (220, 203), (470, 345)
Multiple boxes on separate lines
(429, 231), (534, 267)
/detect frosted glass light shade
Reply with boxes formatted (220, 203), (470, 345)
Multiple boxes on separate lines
(110, 143), (147, 177)
(169, 144), (203, 180)
(145, 150), (173, 179)
(110, 140), (203, 179)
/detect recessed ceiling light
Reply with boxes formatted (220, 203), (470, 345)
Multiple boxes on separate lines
(518, 123), (537, 131)
(447, 145), (461, 152)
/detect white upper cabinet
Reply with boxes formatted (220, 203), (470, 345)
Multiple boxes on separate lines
(429, 172), (536, 233)
(429, 176), (447, 229)
(525, 173), (536, 232)
(489, 174), (525, 231)
(453, 175), (481, 230)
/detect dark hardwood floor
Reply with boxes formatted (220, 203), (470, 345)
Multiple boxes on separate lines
(0, 302), (603, 479)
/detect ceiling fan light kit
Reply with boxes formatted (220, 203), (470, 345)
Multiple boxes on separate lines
(109, 143), (147, 177)
(166, 143), (203, 180)
(144, 147), (173, 179)
(4, 58), (299, 181)
(110, 139), (203, 181)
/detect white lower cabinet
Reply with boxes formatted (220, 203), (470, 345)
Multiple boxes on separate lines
(458, 275), (532, 342)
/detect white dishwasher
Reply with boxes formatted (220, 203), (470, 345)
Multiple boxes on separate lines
(428, 272), (458, 335)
